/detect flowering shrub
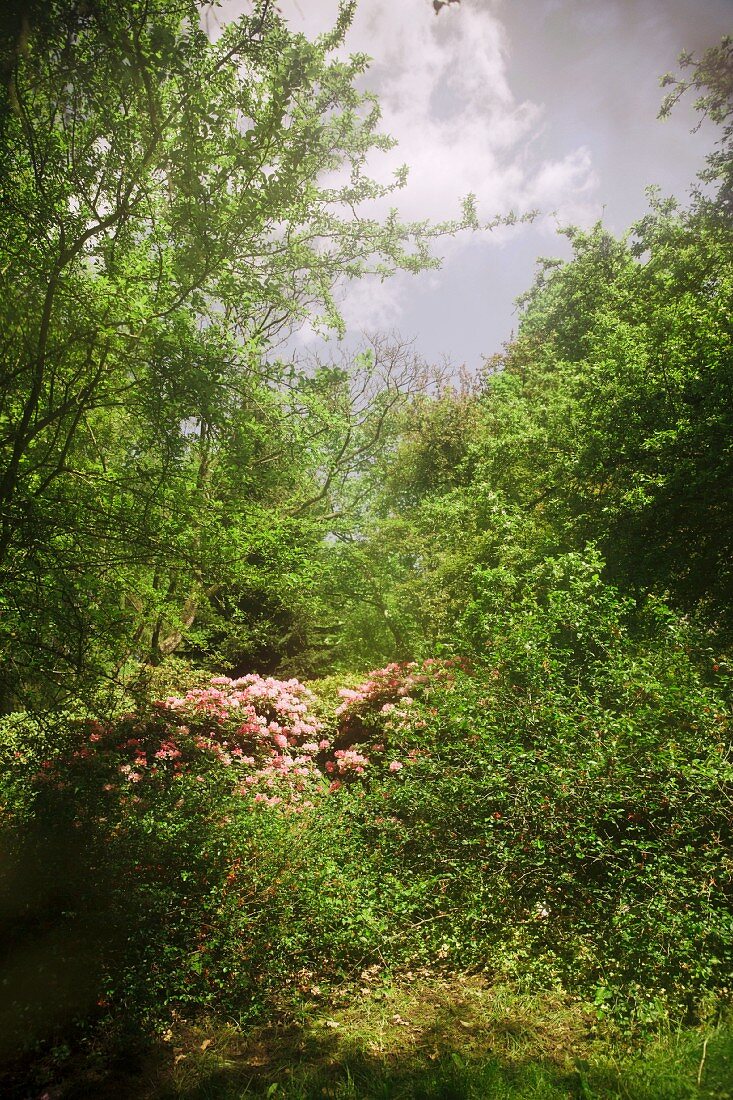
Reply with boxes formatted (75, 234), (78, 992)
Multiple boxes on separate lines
(34, 675), (330, 812)
(335, 659), (463, 737)
(331, 659), (466, 777)
(159, 675), (328, 809)
(27, 666), (460, 821)
(26, 664), (470, 808)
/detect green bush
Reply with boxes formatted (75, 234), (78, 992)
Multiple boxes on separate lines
(328, 563), (733, 1019)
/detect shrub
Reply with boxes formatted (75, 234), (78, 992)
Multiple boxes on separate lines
(0, 675), (337, 1076)
(331, 607), (733, 1019)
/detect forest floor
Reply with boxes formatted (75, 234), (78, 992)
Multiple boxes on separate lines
(51, 971), (732, 1100)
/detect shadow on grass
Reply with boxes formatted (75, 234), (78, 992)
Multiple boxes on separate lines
(169, 1056), (582, 1100)
(159, 1041), (733, 1100)
(149, 997), (733, 1100)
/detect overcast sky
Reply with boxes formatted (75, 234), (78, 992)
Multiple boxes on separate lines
(214, 0), (732, 370)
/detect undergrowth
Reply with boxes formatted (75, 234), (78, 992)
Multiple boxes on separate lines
(1, 599), (731, 1095)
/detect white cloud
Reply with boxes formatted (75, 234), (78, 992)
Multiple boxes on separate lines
(290, 1), (601, 332)
(212, 0), (601, 338)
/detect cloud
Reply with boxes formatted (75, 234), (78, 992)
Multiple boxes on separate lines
(322, 0), (599, 223)
(210, 0), (601, 340)
(279, 0), (600, 334)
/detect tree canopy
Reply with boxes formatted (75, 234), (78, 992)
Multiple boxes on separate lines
(0, 0), (473, 706)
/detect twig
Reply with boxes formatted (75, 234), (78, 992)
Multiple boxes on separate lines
(697, 1036), (709, 1086)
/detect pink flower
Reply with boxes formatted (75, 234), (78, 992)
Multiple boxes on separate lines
(155, 741), (182, 761)
(389, 761), (403, 773)
(333, 748), (369, 774)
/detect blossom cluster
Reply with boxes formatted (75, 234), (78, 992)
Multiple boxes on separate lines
(43, 675), (330, 812)
(326, 748), (370, 777)
(332, 659), (465, 778)
(155, 675), (329, 808)
(335, 659), (462, 729)
(33, 664), (464, 811)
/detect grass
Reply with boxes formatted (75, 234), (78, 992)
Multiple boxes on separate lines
(69, 973), (731, 1100)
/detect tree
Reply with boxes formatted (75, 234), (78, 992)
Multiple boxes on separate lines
(0, 0), (463, 707)
(178, 335), (444, 677)
(660, 36), (733, 214)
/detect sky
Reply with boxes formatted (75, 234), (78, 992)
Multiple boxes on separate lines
(212, 0), (733, 371)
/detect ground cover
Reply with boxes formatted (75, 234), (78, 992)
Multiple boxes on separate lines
(32, 973), (733, 1099)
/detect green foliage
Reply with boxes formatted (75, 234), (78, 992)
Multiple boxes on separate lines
(315, 53), (733, 669)
(479, 211), (733, 628)
(3, 13), (733, 1098)
(379, 610), (731, 1016)
(0, 1), (467, 706)
(660, 36), (733, 213)
(337, 198), (733, 664)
